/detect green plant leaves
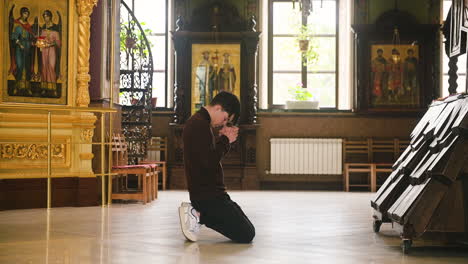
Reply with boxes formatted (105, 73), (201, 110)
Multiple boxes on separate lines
(288, 85), (313, 101)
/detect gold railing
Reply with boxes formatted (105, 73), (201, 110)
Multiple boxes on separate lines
(0, 105), (117, 208)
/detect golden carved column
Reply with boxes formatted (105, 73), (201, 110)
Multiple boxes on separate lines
(76, 0), (98, 107)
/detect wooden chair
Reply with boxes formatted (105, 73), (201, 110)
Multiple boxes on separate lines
(343, 138), (372, 191)
(343, 138), (372, 163)
(395, 139), (410, 159)
(111, 134), (157, 204)
(141, 136), (167, 190)
(344, 138), (407, 192)
(372, 163), (393, 192)
(344, 163), (372, 191)
(371, 138), (395, 163)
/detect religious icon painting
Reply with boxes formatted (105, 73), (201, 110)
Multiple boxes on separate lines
(370, 44), (420, 108)
(2, 0), (68, 105)
(191, 43), (241, 115)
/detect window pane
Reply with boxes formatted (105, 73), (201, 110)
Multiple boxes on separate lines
(271, 0), (337, 108)
(273, 37), (302, 71)
(443, 0), (451, 20)
(273, 2), (301, 35)
(308, 37), (336, 71)
(134, 0), (166, 33)
(273, 73), (302, 104)
(457, 54), (466, 73)
(308, 0), (336, 35)
(442, 53), (466, 74)
(307, 73), (336, 107)
(152, 72), (166, 106)
(148, 35), (166, 70)
(442, 0), (465, 97)
(442, 75), (466, 96)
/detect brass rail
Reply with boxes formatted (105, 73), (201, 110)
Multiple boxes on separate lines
(0, 107), (117, 208)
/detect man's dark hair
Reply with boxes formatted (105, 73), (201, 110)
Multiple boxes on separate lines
(209, 91), (240, 124)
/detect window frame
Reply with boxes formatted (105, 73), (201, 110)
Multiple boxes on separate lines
(267, 0), (339, 110)
(441, 0), (466, 97)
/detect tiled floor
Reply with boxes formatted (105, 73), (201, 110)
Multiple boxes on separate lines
(0, 191), (467, 264)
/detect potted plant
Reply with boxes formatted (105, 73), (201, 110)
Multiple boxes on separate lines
(286, 83), (319, 110)
(296, 25), (319, 66)
(120, 21), (153, 55)
(297, 25), (311, 51)
(151, 97), (158, 108)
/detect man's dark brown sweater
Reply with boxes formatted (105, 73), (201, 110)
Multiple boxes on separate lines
(183, 107), (231, 201)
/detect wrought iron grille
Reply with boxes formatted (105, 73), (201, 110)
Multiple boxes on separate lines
(119, 1), (153, 164)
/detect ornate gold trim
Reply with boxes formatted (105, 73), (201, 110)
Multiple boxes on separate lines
(76, 0), (99, 107)
(1, 143), (65, 160)
(81, 128), (94, 142)
(79, 153), (94, 160)
(0, 113), (97, 124)
(0, 136), (71, 169)
(0, 172), (95, 179)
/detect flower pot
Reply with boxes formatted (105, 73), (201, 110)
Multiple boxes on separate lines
(125, 37), (137, 49)
(298, 40), (309, 52)
(286, 100), (319, 110)
(151, 97), (158, 108)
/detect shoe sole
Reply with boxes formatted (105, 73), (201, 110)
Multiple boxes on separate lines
(178, 206), (197, 242)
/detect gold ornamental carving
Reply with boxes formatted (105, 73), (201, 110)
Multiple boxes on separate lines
(76, 0), (98, 107)
(1, 144), (65, 160)
(81, 128), (94, 142)
(77, 0), (98, 15)
(79, 153), (94, 160)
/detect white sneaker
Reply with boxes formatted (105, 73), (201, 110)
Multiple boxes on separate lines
(178, 202), (201, 242)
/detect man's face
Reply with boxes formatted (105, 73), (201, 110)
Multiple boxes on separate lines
(211, 106), (234, 128)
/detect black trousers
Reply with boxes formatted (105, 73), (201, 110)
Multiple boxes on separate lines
(191, 194), (255, 243)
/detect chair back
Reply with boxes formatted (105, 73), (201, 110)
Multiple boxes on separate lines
(147, 137), (167, 162)
(343, 138), (371, 163)
(395, 139), (410, 160)
(371, 138), (394, 163)
(112, 134), (129, 166)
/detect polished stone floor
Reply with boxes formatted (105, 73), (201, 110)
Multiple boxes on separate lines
(0, 191), (467, 264)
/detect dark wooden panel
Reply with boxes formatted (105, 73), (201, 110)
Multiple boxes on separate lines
(426, 180), (466, 233)
(0, 179), (47, 210)
(52, 178), (78, 207)
(76, 178), (100, 207)
(0, 177), (99, 210)
(169, 166), (187, 190)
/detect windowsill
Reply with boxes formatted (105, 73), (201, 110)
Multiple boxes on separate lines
(258, 108), (422, 118)
(262, 108), (348, 112)
(150, 108), (420, 118)
(258, 109), (354, 116)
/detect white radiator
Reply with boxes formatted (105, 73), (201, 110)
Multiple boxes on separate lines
(270, 138), (343, 174)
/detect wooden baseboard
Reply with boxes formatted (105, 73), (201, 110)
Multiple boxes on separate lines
(0, 177), (99, 210)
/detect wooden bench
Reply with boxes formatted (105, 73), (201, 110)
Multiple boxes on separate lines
(111, 134), (158, 203)
(140, 136), (167, 190)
